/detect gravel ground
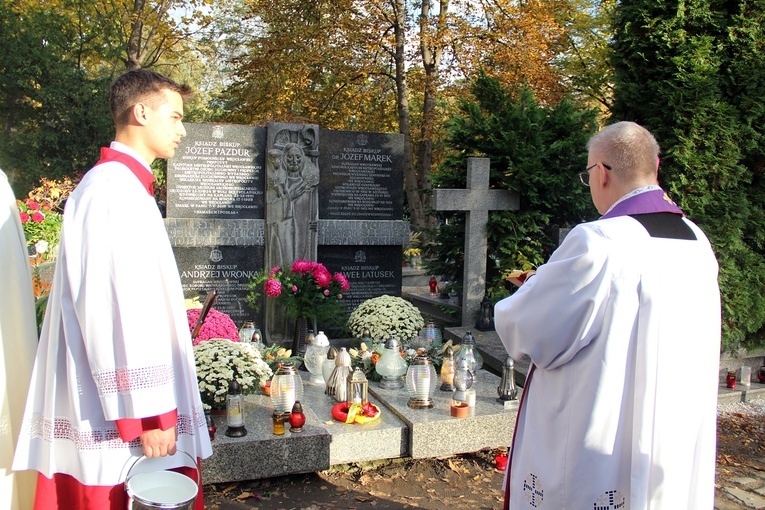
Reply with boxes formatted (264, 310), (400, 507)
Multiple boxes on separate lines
(717, 396), (765, 416)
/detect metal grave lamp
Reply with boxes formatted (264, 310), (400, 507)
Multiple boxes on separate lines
(347, 367), (369, 406)
(497, 355), (518, 401)
(452, 358), (474, 405)
(405, 355), (437, 409)
(325, 347), (352, 402)
(376, 338), (408, 389)
(304, 330), (330, 385)
(475, 292), (495, 331)
(270, 362), (304, 413)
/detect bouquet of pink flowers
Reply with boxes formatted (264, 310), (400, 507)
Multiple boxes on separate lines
(249, 260), (350, 323)
(186, 307), (239, 346)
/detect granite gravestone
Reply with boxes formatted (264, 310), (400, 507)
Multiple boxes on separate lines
(317, 129), (408, 319)
(166, 123), (266, 325)
(166, 122), (410, 339)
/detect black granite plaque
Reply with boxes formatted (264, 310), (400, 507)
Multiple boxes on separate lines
(318, 245), (402, 317)
(174, 245), (264, 326)
(318, 131), (404, 221)
(167, 123), (266, 219)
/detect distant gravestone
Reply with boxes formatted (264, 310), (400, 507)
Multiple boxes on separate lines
(166, 123), (266, 324)
(432, 158), (519, 328)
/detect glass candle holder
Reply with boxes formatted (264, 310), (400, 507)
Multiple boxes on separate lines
(405, 356), (437, 408)
(304, 331), (330, 385)
(376, 338), (407, 389)
(289, 401), (306, 432)
(440, 346), (456, 391)
(455, 331), (483, 378)
(239, 321), (257, 343)
(322, 346), (338, 385)
(270, 363), (304, 413)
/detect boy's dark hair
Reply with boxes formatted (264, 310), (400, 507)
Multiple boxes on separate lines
(109, 69), (192, 127)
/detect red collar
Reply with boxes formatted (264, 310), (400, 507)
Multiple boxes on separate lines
(96, 147), (155, 196)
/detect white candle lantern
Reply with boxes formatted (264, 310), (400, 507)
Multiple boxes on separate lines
(405, 356), (437, 408)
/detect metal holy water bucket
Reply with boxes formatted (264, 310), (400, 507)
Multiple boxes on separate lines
(125, 450), (198, 510)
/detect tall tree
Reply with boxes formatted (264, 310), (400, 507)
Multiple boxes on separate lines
(429, 72), (599, 296)
(610, 0), (765, 352)
(221, 0), (585, 231)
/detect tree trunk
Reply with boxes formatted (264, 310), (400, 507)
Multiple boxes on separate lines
(393, 0), (427, 230)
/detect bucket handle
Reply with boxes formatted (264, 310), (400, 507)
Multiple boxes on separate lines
(125, 450), (199, 487)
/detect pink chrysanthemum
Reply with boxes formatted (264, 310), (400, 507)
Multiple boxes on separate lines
(333, 273), (350, 291)
(187, 307), (239, 346)
(31, 211), (45, 223)
(313, 266), (332, 287)
(291, 285), (298, 293)
(269, 266), (281, 276)
(26, 200), (40, 211)
(265, 278), (282, 297)
(290, 259), (315, 274)
(19, 212), (30, 223)
(323, 289), (330, 296)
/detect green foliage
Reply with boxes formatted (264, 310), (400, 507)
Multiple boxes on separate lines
(0, 1), (113, 196)
(610, 0), (765, 353)
(427, 72), (599, 299)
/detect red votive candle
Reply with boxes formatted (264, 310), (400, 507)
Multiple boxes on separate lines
(495, 453), (508, 471)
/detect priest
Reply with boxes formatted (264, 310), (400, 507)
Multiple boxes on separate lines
(495, 121), (720, 509)
(13, 69), (212, 509)
(0, 169), (38, 510)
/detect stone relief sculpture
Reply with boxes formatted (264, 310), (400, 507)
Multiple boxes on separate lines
(265, 124), (320, 341)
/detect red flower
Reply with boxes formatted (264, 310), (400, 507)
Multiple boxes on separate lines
(25, 199), (40, 211)
(31, 211), (45, 223)
(19, 212), (30, 223)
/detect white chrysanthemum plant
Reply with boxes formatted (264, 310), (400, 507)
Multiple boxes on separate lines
(194, 338), (273, 411)
(347, 295), (425, 344)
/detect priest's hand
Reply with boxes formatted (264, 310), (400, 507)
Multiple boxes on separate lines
(140, 426), (178, 458)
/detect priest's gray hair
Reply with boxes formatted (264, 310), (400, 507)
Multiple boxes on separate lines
(586, 121), (660, 183)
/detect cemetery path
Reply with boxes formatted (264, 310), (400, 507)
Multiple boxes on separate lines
(203, 410), (765, 510)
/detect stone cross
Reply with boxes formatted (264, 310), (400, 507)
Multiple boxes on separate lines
(432, 158), (519, 328)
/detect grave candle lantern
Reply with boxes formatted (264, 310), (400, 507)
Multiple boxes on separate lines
(497, 355), (518, 401)
(225, 379), (247, 437)
(239, 321), (257, 344)
(405, 356), (437, 408)
(376, 338), (407, 389)
(454, 331), (483, 378)
(440, 346), (456, 391)
(289, 401), (306, 432)
(304, 330), (330, 385)
(325, 347), (352, 402)
(346, 367), (369, 406)
(270, 363), (304, 413)
(322, 346), (338, 385)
